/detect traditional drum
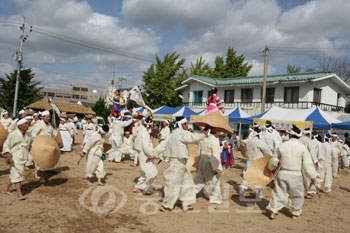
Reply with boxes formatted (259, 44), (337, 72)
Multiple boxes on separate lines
(30, 135), (61, 169)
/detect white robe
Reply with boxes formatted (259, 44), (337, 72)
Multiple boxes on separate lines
(83, 132), (106, 179)
(83, 122), (96, 144)
(240, 136), (271, 190)
(3, 128), (31, 183)
(194, 134), (223, 204)
(267, 138), (318, 216)
(134, 125), (157, 192)
(161, 129), (206, 209)
(108, 119), (132, 162)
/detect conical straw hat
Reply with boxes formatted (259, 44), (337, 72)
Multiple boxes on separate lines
(245, 155), (279, 189)
(0, 125), (9, 151)
(0, 124), (8, 152)
(30, 135), (61, 169)
(194, 111), (233, 134)
(55, 130), (64, 149)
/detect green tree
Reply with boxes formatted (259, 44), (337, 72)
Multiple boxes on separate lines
(212, 47), (252, 78)
(190, 56), (212, 77)
(91, 97), (111, 122)
(287, 64), (301, 73)
(143, 52), (187, 108)
(0, 68), (43, 114)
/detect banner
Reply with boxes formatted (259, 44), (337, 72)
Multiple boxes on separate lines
(253, 118), (313, 131)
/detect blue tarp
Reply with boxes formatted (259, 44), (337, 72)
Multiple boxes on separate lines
(152, 106), (181, 115)
(332, 121), (350, 129)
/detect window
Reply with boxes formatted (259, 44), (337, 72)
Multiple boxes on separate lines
(72, 87), (80, 91)
(241, 88), (253, 102)
(313, 88), (322, 104)
(266, 88), (275, 103)
(47, 92), (55, 97)
(80, 95), (88, 100)
(72, 94), (80, 99)
(224, 90), (234, 103)
(56, 93), (64, 98)
(193, 90), (203, 103)
(81, 88), (88, 92)
(284, 87), (299, 103)
(64, 94), (72, 99)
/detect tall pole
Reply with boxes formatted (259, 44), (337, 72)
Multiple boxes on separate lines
(261, 46), (269, 113)
(13, 22), (26, 118)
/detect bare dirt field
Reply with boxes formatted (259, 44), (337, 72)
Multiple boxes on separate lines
(1, 131), (350, 233)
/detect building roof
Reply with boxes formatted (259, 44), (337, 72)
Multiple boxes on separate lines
(177, 72), (350, 94)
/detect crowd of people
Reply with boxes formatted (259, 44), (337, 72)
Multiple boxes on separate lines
(1, 93), (349, 219)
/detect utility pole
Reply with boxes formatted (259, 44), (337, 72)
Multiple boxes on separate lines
(13, 20), (31, 118)
(261, 46), (269, 113)
(118, 77), (126, 90)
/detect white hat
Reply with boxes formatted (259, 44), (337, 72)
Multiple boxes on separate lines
(25, 116), (33, 120)
(19, 109), (26, 115)
(41, 110), (50, 116)
(60, 118), (66, 122)
(2, 111), (9, 116)
(33, 113), (39, 116)
(17, 118), (28, 126)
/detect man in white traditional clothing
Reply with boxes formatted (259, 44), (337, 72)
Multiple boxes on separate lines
(152, 120), (171, 163)
(262, 120), (281, 154)
(159, 116), (207, 212)
(58, 117), (73, 152)
(318, 134), (337, 193)
(194, 129), (223, 204)
(0, 111), (13, 131)
(299, 127), (318, 199)
(330, 133), (342, 178)
(239, 128), (272, 198)
(1, 118), (31, 200)
(82, 116), (96, 147)
(8, 109), (27, 133)
(81, 125), (110, 185)
(108, 113), (132, 163)
(133, 116), (158, 195)
(30, 110), (54, 183)
(266, 124), (318, 220)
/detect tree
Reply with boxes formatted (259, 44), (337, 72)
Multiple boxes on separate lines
(212, 47), (252, 78)
(287, 64), (301, 73)
(317, 56), (350, 83)
(190, 56), (213, 77)
(91, 97), (111, 122)
(143, 52), (187, 109)
(0, 68), (43, 114)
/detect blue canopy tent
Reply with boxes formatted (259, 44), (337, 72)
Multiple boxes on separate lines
(332, 121), (350, 130)
(172, 106), (198, 121)
(305, 107), (333, 130)
(152, 106), (181, 121)
(226, 106), (251, 123)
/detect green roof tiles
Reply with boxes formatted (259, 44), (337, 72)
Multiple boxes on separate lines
(190, 72), (334, 86)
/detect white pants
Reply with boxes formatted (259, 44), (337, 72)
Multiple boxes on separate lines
(60, 130), (72, 152)
(194, 158), (222, 204)
(161, 158), (196, 209)
(109, 135), (123, 162)
(85, 154), (106, 179)
(134, 151), (158, 192)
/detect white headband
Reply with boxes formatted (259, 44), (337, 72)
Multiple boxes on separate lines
(17, 118), (27, 126)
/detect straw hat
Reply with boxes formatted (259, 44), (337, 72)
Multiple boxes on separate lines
(55, 131), (64, 149)
(85, 114), (94, 119)
(30, 135), (61, 169)
(60, 113), (68, 119)
(0, 124), (8, 152)
(245, 155), (279, 189)
(194, 111), (233, 134)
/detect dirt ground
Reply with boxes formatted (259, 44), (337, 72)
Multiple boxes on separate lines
(1, 131), (350, 233)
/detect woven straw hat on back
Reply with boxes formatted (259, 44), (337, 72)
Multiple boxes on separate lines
(245, 155), (279, 189)
(0, 124), (8, 152)
(30, 135), (61, 169)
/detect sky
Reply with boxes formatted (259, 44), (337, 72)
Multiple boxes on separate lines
(0, 0), (350, 95)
